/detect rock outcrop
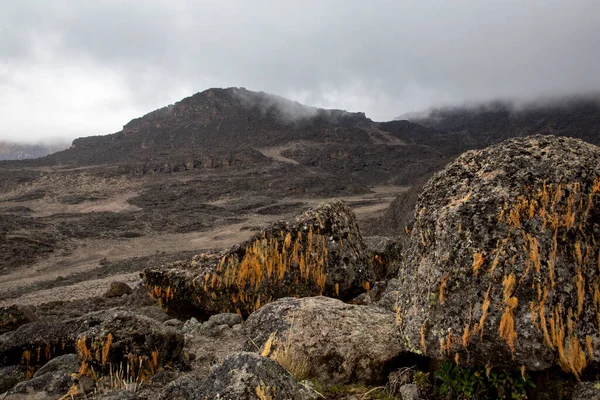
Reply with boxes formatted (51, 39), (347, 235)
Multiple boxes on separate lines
(142, 200), (373, 319)
(5, 353), (79, 399)
(0, 309), (184, 375)
(160, 352), (314, 400)
(380, 135), (600, 376)
(244, 296), (404, 384)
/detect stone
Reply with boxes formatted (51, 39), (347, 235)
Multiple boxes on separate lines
(208, 312), (242, 327)
(104, 282), (133, 298)
(0, 309), (184, 374)
(142, 199), (374, 319)
(379, 135), (600, 376)
(164, 319), (184, 330)
(6, 353), (79, 398)
(0, 365), (26, 393)
(160, 352), (315, 400)
(399, 383), (420, 400)
(244, 296), (404, 384)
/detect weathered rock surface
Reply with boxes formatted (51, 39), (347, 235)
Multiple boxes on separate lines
(379, 135), (600, 376)
(572, 381), (600, 400)
(5, 353), (79, 399)
(0, 365), (26, 393)
(364, 235), (403, 281)
(103, 281), (133, 298)
(181, 313), (246, 377)
(0, 309), (183, 374)
(143, 200), (373, 319)
(244, 296), (404, 384)
(0, 305), (38, 335)
(160, 352), (314, 400)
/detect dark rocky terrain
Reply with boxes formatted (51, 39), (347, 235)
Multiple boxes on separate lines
(1, 89), (600, 399)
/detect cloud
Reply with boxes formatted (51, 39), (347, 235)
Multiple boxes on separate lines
(1, 0), (599, 142)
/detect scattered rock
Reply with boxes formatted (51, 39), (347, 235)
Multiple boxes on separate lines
(103, 282), (133, 298)
(160, 352), (315, 400)
(208, 312), (242, 327)
(379, 135), (600, 375)
(143, 199), (374, 319)
(183, 315), (246, 377)
(0, 305), (38, 334)
(244, 296), (404, 384)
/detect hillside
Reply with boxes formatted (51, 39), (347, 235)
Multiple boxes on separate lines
(404, 95), (600, 148)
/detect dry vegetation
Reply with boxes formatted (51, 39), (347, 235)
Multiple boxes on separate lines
(460, 178), (600, 377)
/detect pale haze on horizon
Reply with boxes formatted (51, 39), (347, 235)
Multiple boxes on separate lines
(1, 0), (599, 143)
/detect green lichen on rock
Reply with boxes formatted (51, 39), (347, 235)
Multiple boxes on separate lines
(380, 135), (600, 376)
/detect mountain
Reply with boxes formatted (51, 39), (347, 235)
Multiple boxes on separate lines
(36, 87), (451, 185)
(402, 95), (600, 148)
(0, 141), (67, 161)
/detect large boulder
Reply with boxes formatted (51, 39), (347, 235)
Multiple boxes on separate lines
(142, 199), (373, 319)
(0, 308), (183, 376)
(379, 135), (600, 376)
(160, 352), (314, 400)
(244, 296), (404, 384)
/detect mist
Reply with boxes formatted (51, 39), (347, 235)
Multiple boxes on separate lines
(1, 0), (599, 142)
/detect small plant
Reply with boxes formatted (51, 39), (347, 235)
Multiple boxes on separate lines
(413, 370), (432, 398)
(261, 329), (311, 381)
(434, 361), (535, 399)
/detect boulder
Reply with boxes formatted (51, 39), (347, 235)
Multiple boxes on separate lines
(5, 353), (79, 399)
(208, 312), (242, 328)
(0, 305), (38, 334)
(244, 296), (404, 384)
(379, 135), (600, 376)
(103, 281), (133, 298)
(160, 352), (315, 400)
(0, 308), (183, 375)
(142, 199), (373, 319)
(0, 365), (26, 393)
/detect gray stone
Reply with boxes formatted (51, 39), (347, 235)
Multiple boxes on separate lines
(208, 312), (242, 327)
(399, 383), (420, 400)
(164, 319), (184, 330)
(379, 135), (600, 375)
(244, 296), (403, 384)
(160, 352), (315, 400)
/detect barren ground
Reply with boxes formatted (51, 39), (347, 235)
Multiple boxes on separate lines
(0, 165), (407, 307)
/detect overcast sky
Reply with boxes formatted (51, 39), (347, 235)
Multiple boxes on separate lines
(1, 0), (599, 143)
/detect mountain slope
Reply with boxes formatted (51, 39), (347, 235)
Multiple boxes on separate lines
(404, 95), (600, 148)
(36, 88), (449, 185)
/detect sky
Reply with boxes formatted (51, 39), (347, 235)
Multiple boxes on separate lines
(1, 1), (599, 143)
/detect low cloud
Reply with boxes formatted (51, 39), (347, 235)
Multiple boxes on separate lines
(1, 0), (599, 141)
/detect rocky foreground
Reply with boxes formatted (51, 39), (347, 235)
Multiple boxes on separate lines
(2, 135), (600, 399)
